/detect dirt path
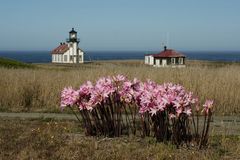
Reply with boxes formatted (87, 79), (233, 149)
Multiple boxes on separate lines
(0, 112), (240, 135)
(0, 112), (76, 120)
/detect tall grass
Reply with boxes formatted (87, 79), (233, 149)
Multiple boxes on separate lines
(0, 60), (239, 115)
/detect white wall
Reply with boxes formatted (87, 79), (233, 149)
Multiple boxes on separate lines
(155, 59), (160, 66)
(145, 56), (149, 64)
(145, 55), (154, 65)
(78, 49), (84, 63)
(52, 42), (84, 63)
(149, 56), (154, 65)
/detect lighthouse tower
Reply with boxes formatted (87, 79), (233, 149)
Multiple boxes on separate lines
(67, 28), (81, 63)
(51, 28), (84, 63)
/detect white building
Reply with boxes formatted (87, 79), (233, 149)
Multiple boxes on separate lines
(51, 28), (84, 63)
(145, 46), (186, 68)
(144, 55), (154, 65)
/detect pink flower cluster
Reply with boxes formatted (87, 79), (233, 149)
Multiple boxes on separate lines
(135, 81), (199, 117)
(61, 75), (214, 146)
(60, 87), (79, 110)
(61, 75), (213, 117)
(61, 75), (127, 110)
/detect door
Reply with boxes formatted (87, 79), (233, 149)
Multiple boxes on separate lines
(162, 59), (167, 66)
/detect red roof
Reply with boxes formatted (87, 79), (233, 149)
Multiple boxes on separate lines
(51, 44), (69, 54)
(153, 49), (185, 58)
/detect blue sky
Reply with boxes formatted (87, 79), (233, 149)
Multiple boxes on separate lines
(0, 0), (240, 51)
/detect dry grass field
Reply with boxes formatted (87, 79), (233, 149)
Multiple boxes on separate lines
(1, 60), (240, 160)
(0, 60), (239, 115)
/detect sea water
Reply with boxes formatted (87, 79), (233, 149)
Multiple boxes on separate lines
(0, 50), (240, 63)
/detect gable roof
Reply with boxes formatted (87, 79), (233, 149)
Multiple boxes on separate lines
(153, 49), (185, 58)
(51, 44), (69, 54)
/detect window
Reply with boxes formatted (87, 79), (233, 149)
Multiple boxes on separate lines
(79, 55), (82, 61)
(52, 55), (54, 61)
(171, 58), (175, 64)
(64, 55), (67, 62)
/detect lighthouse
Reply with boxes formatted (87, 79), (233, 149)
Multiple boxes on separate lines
(51, 28), (84, 64)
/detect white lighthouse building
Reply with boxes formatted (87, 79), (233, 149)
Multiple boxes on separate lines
(51, 28), (84, 63)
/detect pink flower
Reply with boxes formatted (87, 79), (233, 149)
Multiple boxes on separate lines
(119, 78), (142, 104)
(92, 76), (116, 103)
(78, 81), (93, 96)
(96, 76), (116, 94)
(176, 107), (183, 116)
(172, 100), (181, 108)
(113, 74), (126, 82)
(88, 89), (103, 107)
(61, 87), (79, 110)
(132, 78), (141, 91)
(149, 107), (158, 116)
(183, 107), (192, 116)
(202, 100), (214, 114)
(76, 82), (94, 110)
(162, 94), (175, 106)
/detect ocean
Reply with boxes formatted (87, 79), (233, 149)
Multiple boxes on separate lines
(0, 50), (240, 63)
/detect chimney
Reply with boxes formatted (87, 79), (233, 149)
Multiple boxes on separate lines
(164, 46), (167, 51)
